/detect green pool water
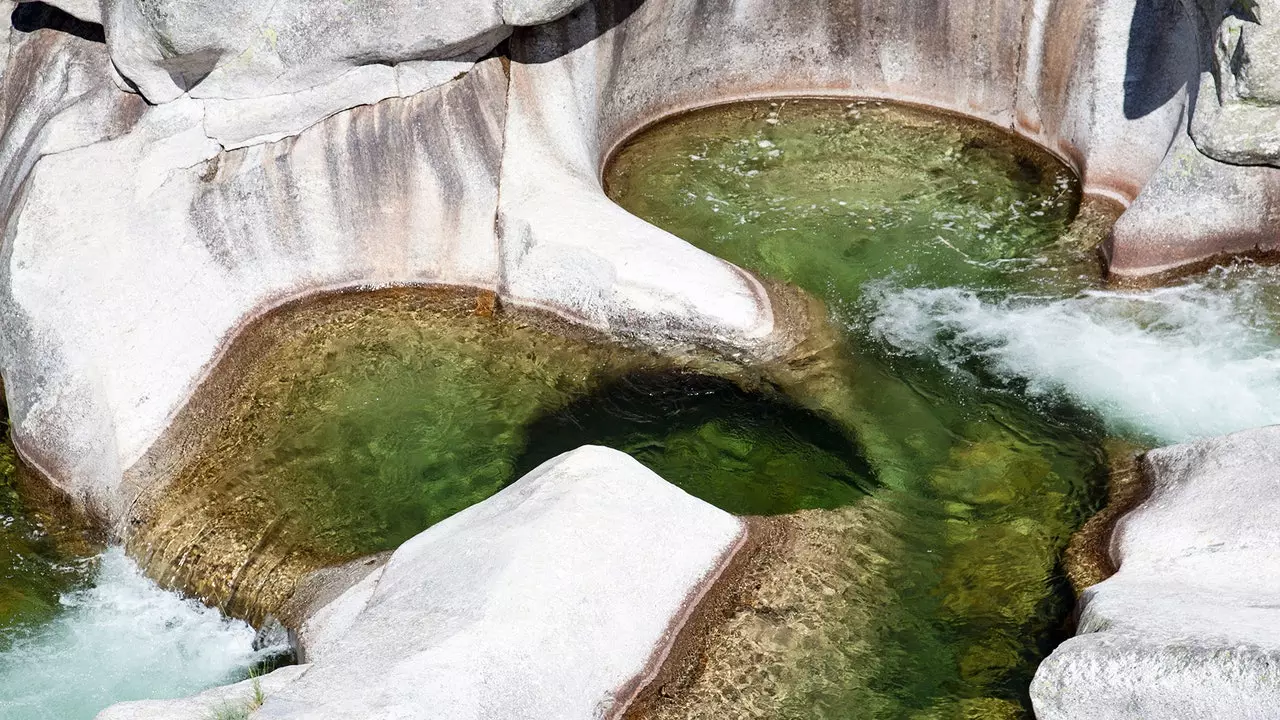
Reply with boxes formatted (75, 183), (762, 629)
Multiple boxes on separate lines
(135, 289), (872, 621)
(604, 99), (1113, 718)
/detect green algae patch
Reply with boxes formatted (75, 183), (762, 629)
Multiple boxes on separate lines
(127, 288), (871, 623)
(607, 100), (1111, 717)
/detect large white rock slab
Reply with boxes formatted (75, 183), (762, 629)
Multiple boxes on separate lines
(88, 0), (592, 104)
(1031, 425), (1280, 719)
(96, 446), (746, 720)
(2, 58), (510, 517)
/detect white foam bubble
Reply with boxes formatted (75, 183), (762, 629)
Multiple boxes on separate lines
(866, 265), (1280, 443)
(0, 547), (277, 720)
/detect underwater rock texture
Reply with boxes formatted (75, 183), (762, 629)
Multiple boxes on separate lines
(1031, 425), (1280, 719)
(97, 446), (746, 720)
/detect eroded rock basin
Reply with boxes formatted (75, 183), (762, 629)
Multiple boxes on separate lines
(125, 287), (870, 624)
(606, 98), (1280, 718)
(13, 98), (1280, 719)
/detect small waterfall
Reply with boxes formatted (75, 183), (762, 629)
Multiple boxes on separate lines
(0, 547), (281, 720)
(867, 263), (1280, 444)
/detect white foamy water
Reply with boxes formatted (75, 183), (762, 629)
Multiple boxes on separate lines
(0, 547), (275, 720)
(867, 265), (1280, 444)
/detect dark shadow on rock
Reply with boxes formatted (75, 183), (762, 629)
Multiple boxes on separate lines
(510, 0), (646, 64)
(1124, 0), (1196, 119)
(11, 1), (105, 43)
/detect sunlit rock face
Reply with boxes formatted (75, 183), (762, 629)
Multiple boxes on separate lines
(99, 447), (746, 720)
(1191, 0), (1280, 167)
(1103, 0), (1280, 278)
(1031, 426), (1280, 719)
(25, 0), (587, 104)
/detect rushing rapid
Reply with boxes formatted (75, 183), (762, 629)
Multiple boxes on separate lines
(868, 264), (1280, 444)
(0, 548), (278, 720)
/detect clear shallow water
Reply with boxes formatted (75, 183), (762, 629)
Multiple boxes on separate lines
(138, 289), (871, 621)
(0, 548), (276, 720)
(606, 99), (1110, 717)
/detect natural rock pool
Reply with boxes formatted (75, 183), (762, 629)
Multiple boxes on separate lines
(127, 288), (871, 623)
(605, 99), (1112, 717)
(602, 99), (1280, 717)
(9, 97), (1280, 720)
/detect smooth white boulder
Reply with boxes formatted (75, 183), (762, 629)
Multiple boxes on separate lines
(2, 56), (511, 515)
(85, 0), (591, 104)
(1031, 426), (1280, 719)
(96, 446), (746, 720)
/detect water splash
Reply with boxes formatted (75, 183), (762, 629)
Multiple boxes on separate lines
(867, 264), (1280, 443)
(0, 547), (279, 720)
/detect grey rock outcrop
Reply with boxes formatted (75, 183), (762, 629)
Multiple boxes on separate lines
(1031, 426), (1280, 719)
(1191, 0), (1280, 167)
(97, 446), (746, 720)
(1107, 0), (1280, 277)
(1104, 129), (1280, 276)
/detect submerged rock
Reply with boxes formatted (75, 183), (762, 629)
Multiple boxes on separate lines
(1032, 425), (1280, 719)
(98, 446), (746, 720)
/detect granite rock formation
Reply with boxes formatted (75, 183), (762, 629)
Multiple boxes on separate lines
(96, 447), (746, 720)
(1032, 426), (1280, 719)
